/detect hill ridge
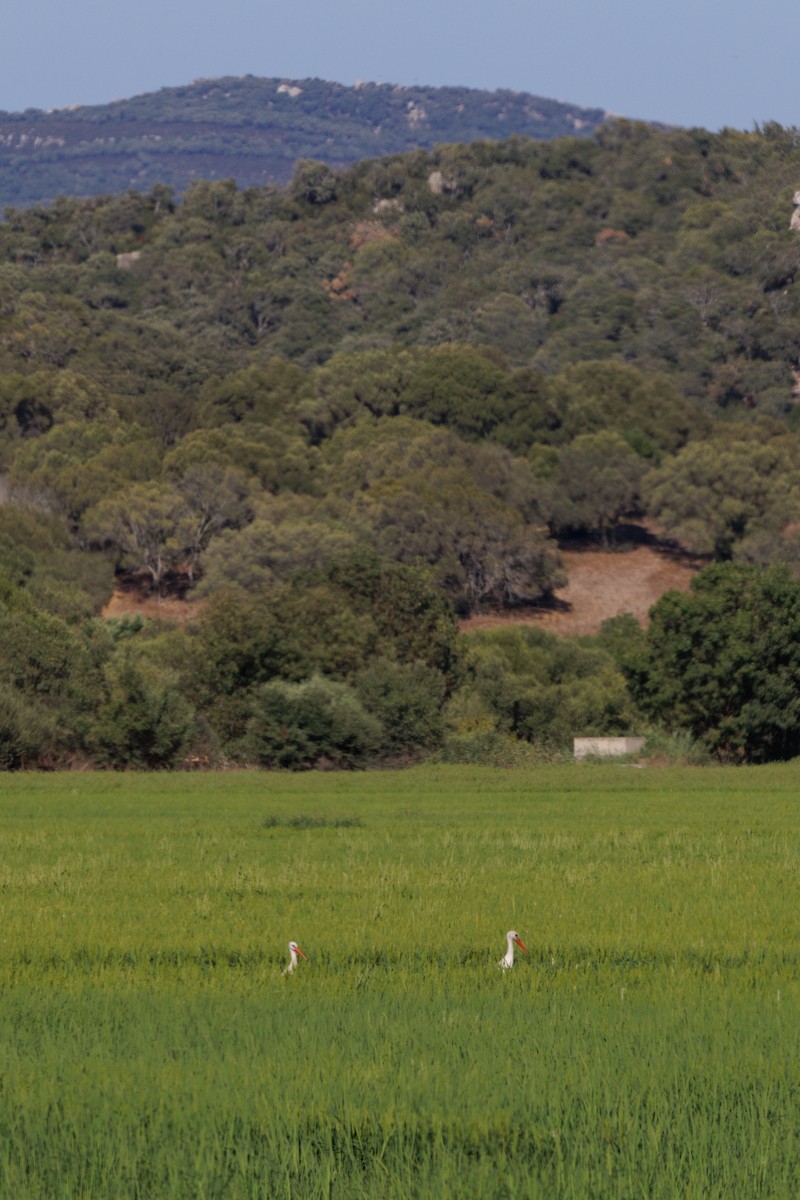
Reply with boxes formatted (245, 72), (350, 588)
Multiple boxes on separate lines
(0, 74), (617, 207)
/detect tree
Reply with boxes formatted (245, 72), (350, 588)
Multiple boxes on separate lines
(83, 482), (189, 593)
(8, 419), (160, 528)
(542, 360), (704, 455)
(544, 431), (645, 542)
(452, 625), (636, 750)
(318, 548), (461, 682)
(353, 467), (564, 613)
(0, 685), (56, 769)
(623, 562), (800, 761)
(316, 416), (561, 612)
(180, 578), (386, 752)
(168, 461), (252, 581)
(353, 658), (447, 754)
(641, 434), (800, 558)
(196, 495), (359, 595)
(244, 674), (383, 769)
(196, 359), (310, 427)
(400, 344), (522, 440)
(320, 415), (542, 519)
(0, 573), (107, 759)
(87, 654), (196, 769)
(162, 424), (316, 494)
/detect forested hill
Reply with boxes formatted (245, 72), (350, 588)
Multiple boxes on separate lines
(0, 75), (613, 208)
(3, 122), (800, 769)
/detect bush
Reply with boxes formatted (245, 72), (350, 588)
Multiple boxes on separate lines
(456, 626), (637, 751)
(244, 674), (384, 769)
(639, 728), (712, 766)
(87, 658), (196, 769)
(0, 686), (56, 769)
(625, 562), (800, 762)
(353, 658), (446, 754)
(436, 727), (568, 767)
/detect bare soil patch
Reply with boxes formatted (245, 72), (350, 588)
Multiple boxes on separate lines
(461, 527), (703, 638)
(101, 570), (201, 626)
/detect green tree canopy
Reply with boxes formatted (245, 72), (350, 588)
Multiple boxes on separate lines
(641, 431), (800, 558)
(544, 431), (645, 542)
(452, 625), (636, 751)
(623, 562), (800, 762)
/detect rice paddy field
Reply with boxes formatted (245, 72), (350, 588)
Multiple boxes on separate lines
(2, 763), (800, 1199)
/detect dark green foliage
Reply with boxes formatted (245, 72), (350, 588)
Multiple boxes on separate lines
(0, 684), (55, 769)
(0, 507), (114, 613)
(243, 674), (383, 769)
(353, 659), (447, 755)
(0, 535), (35, 587)
(195, 495), (360, 596)
(1, 124), (799, 423)
(87, 656), (196, 769)
(0, 584), (94, 702)
(451, 626), (636, 752)
(540, 361), (706, 456)
(178, 552), (460, 761)
(641, 430), (800, 559)
(312, 420), (563, 614)
(316, 549), (461, 683)
(544, 431), (646, 542)
(0, 574), (109, 762)
(398, 345), (523, 440)
(624, 562), (800, 762)
(593, 613), (648, 668)
(3, 120), (800, 767)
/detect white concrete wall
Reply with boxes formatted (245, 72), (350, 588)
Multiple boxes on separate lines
(573, 736), (645, 760)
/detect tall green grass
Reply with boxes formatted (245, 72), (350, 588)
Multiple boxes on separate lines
(2, 765), (800, 1197)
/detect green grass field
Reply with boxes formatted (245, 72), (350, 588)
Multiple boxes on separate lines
(2, 764), (800, 1199)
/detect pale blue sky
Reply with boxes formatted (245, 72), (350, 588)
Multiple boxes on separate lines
(2, 0), (798, 132)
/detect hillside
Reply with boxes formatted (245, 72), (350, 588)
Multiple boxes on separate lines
(0, 75), (613, 208)
(3, 124), (800, 768)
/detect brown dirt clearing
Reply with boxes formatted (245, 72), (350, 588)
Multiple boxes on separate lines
(102, 528), (702, 638)
(461, 536), (702, 637)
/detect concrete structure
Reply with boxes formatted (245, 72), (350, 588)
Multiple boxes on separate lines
(573, 736), (645, 761)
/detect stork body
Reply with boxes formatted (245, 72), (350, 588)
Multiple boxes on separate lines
(499, 930), (527, 970)
(282, 940), (307, 975)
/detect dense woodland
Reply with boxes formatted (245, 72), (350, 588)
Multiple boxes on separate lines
(3, 120), (800, 768)
(0, 76), (611, 208)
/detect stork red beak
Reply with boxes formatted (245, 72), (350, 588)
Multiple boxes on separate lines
(514, 936), (528, 953)
(295, 946), (307, 959)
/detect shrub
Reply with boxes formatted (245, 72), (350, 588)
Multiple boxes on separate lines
(244, 674), (384, 769)
(353, 658), (446, 754)
(87, 657), (196, 769)
(0, 685), (55, 769)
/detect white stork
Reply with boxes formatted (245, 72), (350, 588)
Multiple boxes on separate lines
(282, 940), (308, 975)
(499, 930), (528, 970)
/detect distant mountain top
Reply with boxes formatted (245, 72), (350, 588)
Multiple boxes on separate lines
(0, 75), (617, 208)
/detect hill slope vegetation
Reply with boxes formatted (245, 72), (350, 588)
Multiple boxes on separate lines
(2, 121), (800, 766)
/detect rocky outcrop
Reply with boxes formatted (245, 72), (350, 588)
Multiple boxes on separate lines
(791, 190), (800, 231)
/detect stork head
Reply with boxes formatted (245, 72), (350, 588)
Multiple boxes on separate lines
(507, 931), (528, 953)
(288, 941), (307, 959)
